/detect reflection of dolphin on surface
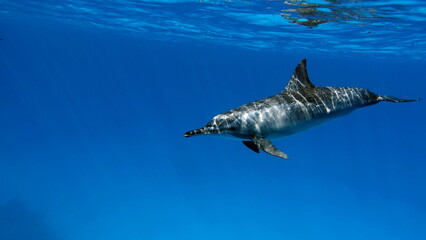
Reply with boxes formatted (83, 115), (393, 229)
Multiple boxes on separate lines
(279, 0), (379, 28)
(185, 59), (419, 159)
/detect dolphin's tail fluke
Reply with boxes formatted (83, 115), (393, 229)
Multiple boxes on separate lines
(378, 95), (420, 103)
(184, 127), (205, 137)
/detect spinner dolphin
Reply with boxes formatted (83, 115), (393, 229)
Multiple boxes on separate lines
(185, 59), (419, 159)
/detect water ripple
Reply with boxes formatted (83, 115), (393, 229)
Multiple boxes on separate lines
(1, 0), (426, 59)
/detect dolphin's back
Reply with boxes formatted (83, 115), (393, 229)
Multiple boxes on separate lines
(284, 86), (379, 117)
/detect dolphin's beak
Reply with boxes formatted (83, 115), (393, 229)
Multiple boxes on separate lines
(184, 127), (205, 137)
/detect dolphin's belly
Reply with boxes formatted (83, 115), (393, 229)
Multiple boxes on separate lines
(255, 102), (341, 139)
(259, 107), (351, 139)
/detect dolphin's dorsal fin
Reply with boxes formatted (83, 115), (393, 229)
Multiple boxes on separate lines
(283, 59), (315, 92)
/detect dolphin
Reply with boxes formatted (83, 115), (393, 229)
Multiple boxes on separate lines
(185, 59), (419, 159)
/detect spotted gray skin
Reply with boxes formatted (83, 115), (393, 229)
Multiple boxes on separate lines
(185, 59), (419, 159)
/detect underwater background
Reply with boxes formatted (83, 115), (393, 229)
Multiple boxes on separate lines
(1, 1), (425, 239)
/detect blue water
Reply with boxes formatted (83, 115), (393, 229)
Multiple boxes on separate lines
(0, 1), (425, 239)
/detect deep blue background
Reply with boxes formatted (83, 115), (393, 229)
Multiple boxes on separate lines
(1, 18), (425, 240)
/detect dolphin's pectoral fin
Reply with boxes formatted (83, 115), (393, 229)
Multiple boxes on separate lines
(252, 136), (289, 159)
(242, 141), (260, 153)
